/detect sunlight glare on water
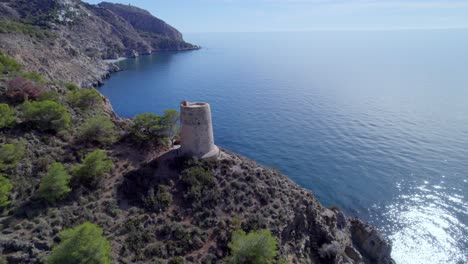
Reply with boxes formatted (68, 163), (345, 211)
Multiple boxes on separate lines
(383, 183), (467, 264)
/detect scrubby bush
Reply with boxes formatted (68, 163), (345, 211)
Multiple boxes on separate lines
(143, 185), (172, 212)
(124, 219), (152, 258)
(77, 116), (117, 145)
(226, 229), (277, 264)
(131, 110), (179, 147)
(0, 103), (15, 129)
(21, 72), (46, 85)
(0, 174), (13, 208)
(37, 163), (71, 203)
(73, 149), (113, 187)
(64, 82), (79, 91)
(38, 91), (60, 102)
(21, 100), (70, 132)
(0, 21), (56, 41)
(0, 53), (22, 74)
(66, 88), (102, 109)
(5, 77), (43, 103)
(180, 165), (218, 209)
(47, 222), (111, 264)
(0, 141), (25, 171)
(169, 256), (185, 264)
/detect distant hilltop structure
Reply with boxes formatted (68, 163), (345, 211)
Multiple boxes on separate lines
(179, 101), (219, 159)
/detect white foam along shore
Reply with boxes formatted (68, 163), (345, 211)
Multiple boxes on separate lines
(103, 57), (127, 63)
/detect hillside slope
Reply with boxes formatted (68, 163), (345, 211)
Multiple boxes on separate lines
(0, 0), (197, 86)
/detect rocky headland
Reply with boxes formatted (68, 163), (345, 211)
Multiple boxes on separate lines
(0, 1), (395, 263)
(0, 0), (198, 87)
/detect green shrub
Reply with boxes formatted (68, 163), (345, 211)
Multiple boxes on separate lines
(227, 229), (277, 264)
(131, 110), (179, 147)
(66, 88), (102, 110)
(21, 72), (46, 85)
(169, 256), (185, 264)
(161, 109), (180, 141)
(38, 91), (60, 102)
(143, 185), (172, 212)
(64, 82), (79, 91)
(37, 163), (71, 203)
(0, 141), (25, 171)
(77, 116), (117, 145)
(21, 100), (70, 132)
(0, 103), (16, 129)
(0, 53), (22, 74)
(73, 150), (113, 187)
(47, 222), (111, 264)
(0, 21), (56, 41)
(180, 165), (218, 209)
(278, 257), (288, 264)
(0, 174), (13, 208)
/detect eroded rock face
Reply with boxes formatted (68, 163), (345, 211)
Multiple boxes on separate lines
(350, 219), (395, 264)
(98, 2), (184, 41)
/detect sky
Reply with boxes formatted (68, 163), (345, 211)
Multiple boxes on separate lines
(84, 0), (468, 33)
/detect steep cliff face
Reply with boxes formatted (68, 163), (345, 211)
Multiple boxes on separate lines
(98, 2), (184, 41)
(0, 0), (197, 86)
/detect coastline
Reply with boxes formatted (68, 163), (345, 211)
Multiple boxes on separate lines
(103, 46), (201, 64)
(103, 57), (128, 64)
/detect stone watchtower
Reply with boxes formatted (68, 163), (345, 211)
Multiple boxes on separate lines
(180, 101), (219, 159)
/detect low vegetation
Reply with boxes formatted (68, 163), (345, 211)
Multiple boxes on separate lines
(0, 140), (25, 171)
(37, 162), (71, 203)
(142, 185), (172, 212)
(180, 165), (219, 210)
(0, 103), (16, 128)
(21, 71), (47, 85)
(227, 229), (277, 264)
(21, 100), (70, 132)
(77, 116), (118, 145)
(5, 77), (44, 103)
(0, 21), (56, 41)
(72, 149), (113, 187)
(66, 88), (102, 110)
(0, 174), (13, 208)
(0, 53), (22, 74)
(47, 222), (111, 264)
(131, 110), (179, 147)
(64, 82), (79, 91)
(38, 90), (60, 102)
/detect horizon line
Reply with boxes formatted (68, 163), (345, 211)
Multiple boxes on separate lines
(183, 26), (468, 34)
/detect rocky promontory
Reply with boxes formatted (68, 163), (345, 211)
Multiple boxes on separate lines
(0, 0), (198, 87)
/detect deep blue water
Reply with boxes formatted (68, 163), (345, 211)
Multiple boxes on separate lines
(99, 31), (468, 263)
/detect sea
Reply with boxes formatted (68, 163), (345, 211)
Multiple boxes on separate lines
(98, 30), (468, 264)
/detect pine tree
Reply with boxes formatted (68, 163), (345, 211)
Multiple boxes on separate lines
(47, 222), (111, 264)
(38, 163), (71, 203)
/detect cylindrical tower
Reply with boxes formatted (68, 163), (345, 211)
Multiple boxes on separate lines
(180, 101), (219, 159)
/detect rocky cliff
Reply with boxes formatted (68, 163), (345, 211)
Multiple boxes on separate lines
(0, 0), (197, 86)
